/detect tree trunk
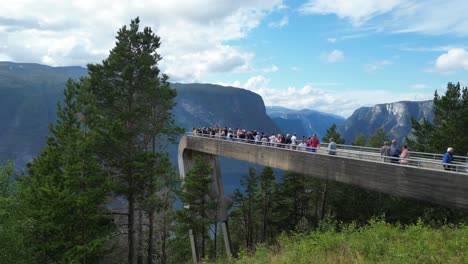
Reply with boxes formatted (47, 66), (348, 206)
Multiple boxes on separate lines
(137, 209), (143, 264)
(320, 180), (328, 221)
(147, 211), (154, 264)
(128, 193), (135, 264)
(262, 195), (267, 243)
(213, 222), (217, 261)
(160, 194), (169, 264)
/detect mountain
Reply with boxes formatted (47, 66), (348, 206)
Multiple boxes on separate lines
(266, 106), (346, 139)
(0, 62), (87, 166)
(172, 83), (278, 133)
(338, 100), (434, 144)
(0, 63), (278, 179)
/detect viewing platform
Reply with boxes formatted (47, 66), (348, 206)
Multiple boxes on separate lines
(178, 133), (468, 212)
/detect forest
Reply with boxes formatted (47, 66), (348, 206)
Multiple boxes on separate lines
(1, 18), (467, 264)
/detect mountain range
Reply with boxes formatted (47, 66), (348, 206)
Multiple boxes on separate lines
(266, 106), (346, 139)
(0, 62), (435, 169)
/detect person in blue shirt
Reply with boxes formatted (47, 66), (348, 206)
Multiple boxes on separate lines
(390, 139), (400, 163)
(442, 147), (455, 171)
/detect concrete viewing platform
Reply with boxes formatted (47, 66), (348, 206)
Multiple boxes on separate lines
(178, 134), (468, 212)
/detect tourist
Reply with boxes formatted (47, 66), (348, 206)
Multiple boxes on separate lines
(442, 147), (455, 171)
(399, 145), (409, 164)
(380, 141), (391, 162)
(309, 134), (320, 152)
(390, 139), (400, 163)
(328, 138), (337, 155)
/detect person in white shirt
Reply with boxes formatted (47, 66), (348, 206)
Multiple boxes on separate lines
(291, 132), (297, 149)
(298, 136), (307, 151)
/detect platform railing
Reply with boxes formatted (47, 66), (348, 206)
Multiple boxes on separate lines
(186, 132), (468, 174)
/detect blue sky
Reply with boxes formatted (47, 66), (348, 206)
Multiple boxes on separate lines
(1, 0), (467, 117)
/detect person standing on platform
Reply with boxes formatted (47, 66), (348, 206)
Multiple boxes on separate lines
(390, 139), (400, 163)
(399, 145), (409, 164)
(380, 141), (391, 162)
(328, 138), (337, 155)
(442, 147), (455, 171)
(309, 134), (320, 152)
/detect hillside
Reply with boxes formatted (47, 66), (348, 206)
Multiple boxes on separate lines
(0, 62), (87, 166)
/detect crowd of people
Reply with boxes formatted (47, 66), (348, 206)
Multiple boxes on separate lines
(192, 127), (337, 154)
(192, 127), (460, 171)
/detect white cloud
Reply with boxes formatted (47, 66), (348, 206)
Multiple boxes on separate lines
(262, 64), (279, 73)
(409, 84), (428, 90)
(364, 60), (392, 73)
(300, 0), (402, 26)
(327, 38), (337, 43)
(268, 16), (288, 28)
(300, 0), (468, 36)
(434, 48), (468, 72)
(326, 49), (344, 63)
(219, 75), (433, 117)
(0, 0), (283, 82)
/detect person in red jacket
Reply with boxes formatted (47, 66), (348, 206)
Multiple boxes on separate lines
(309, 134), (320, 152)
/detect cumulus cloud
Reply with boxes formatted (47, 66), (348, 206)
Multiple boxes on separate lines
(434, 48), (468, 72)
(326, 49), (344, 63)
(217, 75), (433, 117)
(0, 0), (283, 82)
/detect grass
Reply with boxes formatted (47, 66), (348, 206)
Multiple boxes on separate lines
(227, 219), (467, 264)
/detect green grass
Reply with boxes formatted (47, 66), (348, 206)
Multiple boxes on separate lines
(230, 220), (467, 264)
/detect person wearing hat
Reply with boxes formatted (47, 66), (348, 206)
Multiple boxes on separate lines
(442, 147), (455, 171)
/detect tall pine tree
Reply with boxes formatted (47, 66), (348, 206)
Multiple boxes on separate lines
(85, 17), (181, 263)
(176, 155), (216, 261)
(23, 79), (112, 263)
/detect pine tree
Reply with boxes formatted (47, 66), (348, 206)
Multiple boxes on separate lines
(136, 152), (178, 264)
(22, 79), (112, 263)
(257, 166), (275, 243)
(408, 82), (468, 155)
(85, 17), (181, 263)
(322, 124), (345, 144)
(176, 155), (216, 261)
(352, 133), (367, 146)
(367, 128), (388, 148)
(273, 171), (318, 232)
(0, 162), (33, 264)
(232, 167), (258, 252)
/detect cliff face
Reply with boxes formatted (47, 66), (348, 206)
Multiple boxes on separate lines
(338, 100), (434, 144)
(172, 83), (278, 133)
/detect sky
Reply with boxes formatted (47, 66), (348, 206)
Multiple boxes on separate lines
(1, 0), (468, 117)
